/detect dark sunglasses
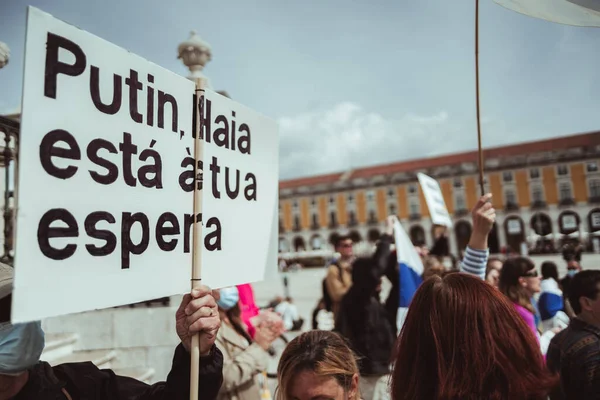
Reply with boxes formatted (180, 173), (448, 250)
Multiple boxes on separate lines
(522, 270), (539, 278)
(340, 243), (353, 248)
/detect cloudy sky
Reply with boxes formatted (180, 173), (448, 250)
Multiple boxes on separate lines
(1, 0), (599, 180)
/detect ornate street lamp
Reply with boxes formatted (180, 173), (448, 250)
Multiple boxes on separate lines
(0, 41), (10, 69)
(177, 31), (212, 87)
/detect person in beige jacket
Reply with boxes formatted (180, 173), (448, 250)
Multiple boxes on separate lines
(325, 235), (355, 318)
(216, 286), (279, 400)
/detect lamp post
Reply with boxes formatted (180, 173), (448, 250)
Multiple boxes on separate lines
(0, 41), (13, 263)
(0, 41), (9, 69)
(177, 31), (212, 87)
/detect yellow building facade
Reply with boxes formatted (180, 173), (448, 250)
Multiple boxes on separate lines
(278, 131), (600, 256)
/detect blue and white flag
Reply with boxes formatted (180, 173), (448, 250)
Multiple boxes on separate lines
(393, 219), (424, 334)
(538, 278), (564, 321)
(493, 0), (600, 27)
(393, 219), (424, 307)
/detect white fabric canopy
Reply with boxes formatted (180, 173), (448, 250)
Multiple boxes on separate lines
(494, 0), (600, 27)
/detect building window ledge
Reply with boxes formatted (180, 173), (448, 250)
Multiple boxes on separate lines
(559, 198), (576, 207)
(530, 201), (547, 210)
(505, 203), (520, 212)
(454, 209), (469, 218)
(588, 196), (600, 205)
(409, 213), (421, 221)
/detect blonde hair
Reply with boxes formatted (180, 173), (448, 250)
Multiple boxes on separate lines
(422, 256), (445, 281)
(276, 331), (360, 399)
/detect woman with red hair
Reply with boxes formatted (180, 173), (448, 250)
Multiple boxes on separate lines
(391, 273), (557, 400)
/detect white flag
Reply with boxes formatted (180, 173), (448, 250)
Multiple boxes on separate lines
(493, 0), (600, 27)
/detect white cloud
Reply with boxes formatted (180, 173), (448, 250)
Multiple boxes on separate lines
(278, 102), (468, 180)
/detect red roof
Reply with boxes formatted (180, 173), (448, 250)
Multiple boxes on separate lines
(279, 172), (344, 190)
(279, 131), (600, 190)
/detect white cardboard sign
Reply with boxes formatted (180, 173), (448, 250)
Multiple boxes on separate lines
(199, 90), (279, 289)
(13, 7), (278, 323)
(417, 173), (453, 228)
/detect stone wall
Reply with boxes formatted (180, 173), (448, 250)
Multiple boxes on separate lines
(42, 295), (184, 382)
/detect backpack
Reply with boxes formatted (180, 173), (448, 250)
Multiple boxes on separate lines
(322, 263), (343, 312)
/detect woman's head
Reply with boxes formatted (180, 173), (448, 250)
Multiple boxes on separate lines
(423, 257), (445, 281)
(487, 257), (503, 272)
(541, 261), (559, 281)
(352, 257), (381, 293)
(485, 257), (503, 289)
(391, 273), (557, 400)
(216, 286), (239, 311)
(499, 257), (541, 311)
(277, 330), (359, 400)
(424, 256), (441, 269)
(216, 286), (252, 342)
(485, 267), (500, 288)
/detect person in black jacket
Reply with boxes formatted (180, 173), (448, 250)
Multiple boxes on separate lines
(560, 243), (584, 317)
(0, 263), (223, 400)
(335, 217), (395, 400)
(384, 249), (400, 335)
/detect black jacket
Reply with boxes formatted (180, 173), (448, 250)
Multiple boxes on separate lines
(335, 234), (395, 376)
(384, 251), (399, 334)
(15, 344), (223, 400)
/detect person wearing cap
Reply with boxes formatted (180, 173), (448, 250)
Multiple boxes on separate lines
(0, 262), (224, 400)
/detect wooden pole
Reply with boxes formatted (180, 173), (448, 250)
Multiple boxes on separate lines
(12, 133), (19, 260)
(190, 78), (206, 400)
(475, 0), (485, 197)
(2, 128), (11, 262)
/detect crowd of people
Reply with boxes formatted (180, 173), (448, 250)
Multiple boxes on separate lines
(1, 193), (600, 399)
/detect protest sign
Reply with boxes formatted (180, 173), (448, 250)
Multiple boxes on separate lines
(417, 173), (453, 228)
(197, 90), (279, 289)
(12, 7), (279, 323)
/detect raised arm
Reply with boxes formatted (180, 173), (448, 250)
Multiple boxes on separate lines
(111, 286), (223, 400)
(460, 194), (495, 280)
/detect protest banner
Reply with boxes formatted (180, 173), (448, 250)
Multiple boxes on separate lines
(12, 7), (279, 323)
(198, 89), (279, 288)
(417, 173), (453, 228)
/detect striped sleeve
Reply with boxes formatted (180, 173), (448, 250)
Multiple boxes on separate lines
(460, 246), (489, 280)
